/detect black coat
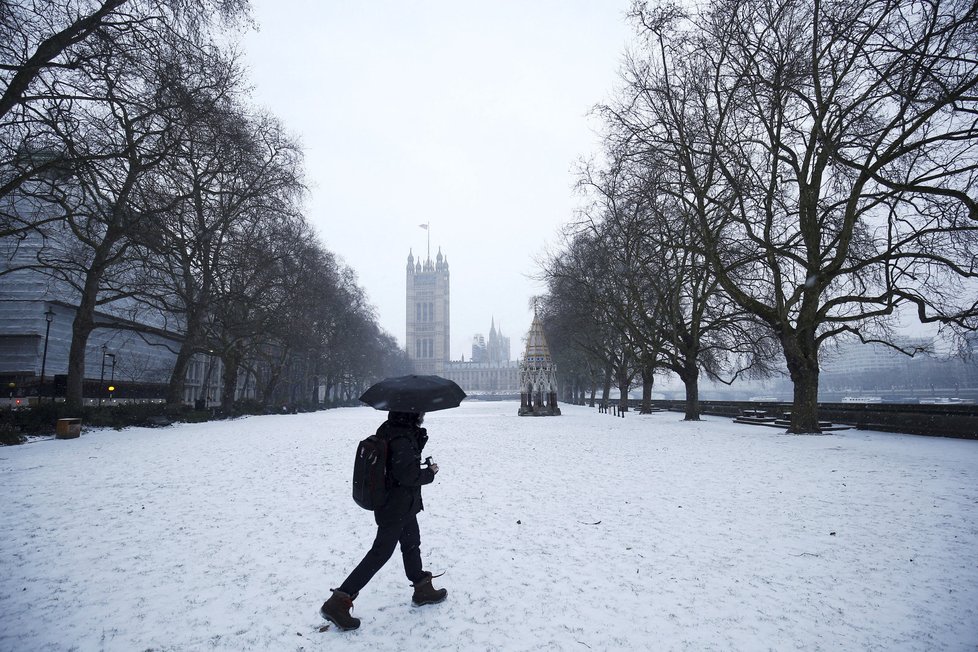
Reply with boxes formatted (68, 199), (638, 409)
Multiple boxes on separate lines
(375, 421), (435, 526)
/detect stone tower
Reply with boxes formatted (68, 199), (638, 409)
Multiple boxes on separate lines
(406, 247), (450, 374)
(518, 310), (560, 416)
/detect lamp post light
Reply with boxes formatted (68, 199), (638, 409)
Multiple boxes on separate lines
(108, 353), (116, 402)
(40, 308), (54, 402)
(99, 344), (107, 407)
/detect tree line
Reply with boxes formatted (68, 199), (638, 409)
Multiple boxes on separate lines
(541, 0), (978, 432)
(1, 0), (410, 411)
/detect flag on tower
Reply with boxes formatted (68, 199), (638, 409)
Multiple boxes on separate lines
(418, 224), (428, 230)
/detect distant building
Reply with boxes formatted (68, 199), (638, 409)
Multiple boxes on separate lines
(445, 357), (520, 395)
(817, 336), (978, 399)
(820, 337), (932, 377)
(487, 318), (511, 365)
(405, 248), (450, 375)
(471, 334), (486, 362)
(404, 248), (519, 394)
(471, 320), (510, 364)
(0, 181), (255, 406)
(819, 337), (932, 394)
(0, 190), (186, 402)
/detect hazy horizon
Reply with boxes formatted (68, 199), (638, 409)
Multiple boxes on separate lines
(240, 1), (634, 359)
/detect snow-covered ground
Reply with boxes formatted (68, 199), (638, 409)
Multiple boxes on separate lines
(1, 401), (977, 651)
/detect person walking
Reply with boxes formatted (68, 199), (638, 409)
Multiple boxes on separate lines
(321, 411), (448, 630)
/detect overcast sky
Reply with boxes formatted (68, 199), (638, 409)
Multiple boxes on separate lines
(240, 1), (634, 360)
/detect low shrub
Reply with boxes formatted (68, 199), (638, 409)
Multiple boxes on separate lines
(0, 421), (24, 445)
(2, 402), (75, 438)
(183, 410), (211, 423)
(232, 399), (266, 416)
(0, 397), (336, 445)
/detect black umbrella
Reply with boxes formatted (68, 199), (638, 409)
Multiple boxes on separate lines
(359, 374), (466, 413)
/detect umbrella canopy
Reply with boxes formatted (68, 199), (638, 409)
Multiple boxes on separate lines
(359, 375), (466, 413)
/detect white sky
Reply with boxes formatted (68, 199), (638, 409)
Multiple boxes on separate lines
(239, 1), (634, 360)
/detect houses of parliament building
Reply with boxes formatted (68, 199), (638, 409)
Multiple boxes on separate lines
(405, 248), (519, 394)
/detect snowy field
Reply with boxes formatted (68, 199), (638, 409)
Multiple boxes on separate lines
(1, 401), (977, 651)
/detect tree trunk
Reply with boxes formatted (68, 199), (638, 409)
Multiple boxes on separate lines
(601, 367), (612, 407)
(220, 349), (240, 411)
(640, 365), (654, 414)
(617, 368), (630, 413)
(166, 339), (196, 405)
(261, 361), (284, 405)
(673, 355), (701, 421)
(166, 304), (208, 405)
(786, 359), (821, 433)
(681, 369), (700, 421)
(65, 297), (96, 409)
(65, 251), (110, 408)
(782, 331), (821, 433)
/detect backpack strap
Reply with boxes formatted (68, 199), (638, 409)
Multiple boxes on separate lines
(379, 423), (413, 488)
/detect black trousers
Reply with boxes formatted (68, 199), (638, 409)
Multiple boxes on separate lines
(339, 513), (424, 595)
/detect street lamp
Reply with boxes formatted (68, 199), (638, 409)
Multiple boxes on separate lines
(99, 344), (108, 407)
(40, 308), (54, 402)
(108, 353), (116, 402)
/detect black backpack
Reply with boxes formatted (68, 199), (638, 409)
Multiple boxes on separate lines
(351, 432), (391, 510)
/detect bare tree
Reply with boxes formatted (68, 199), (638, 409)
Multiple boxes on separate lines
(139, 101), (304, 405)
(0, 0), (249, 236)
(538, 294), (604, 406)
(542, 227), (643, 411)
(2, 0), (251, 407)
(29, 35), (192, 407)
(3, 0), (407, 413)
(252, 233), (345, 406)
(207, 190), (306, 410)
(319, 268), (389, 402)
(624, 0), (978, 432)
(538, 285), (614, 407)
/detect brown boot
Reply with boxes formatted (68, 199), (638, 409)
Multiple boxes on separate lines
(320, 589), (361, 630)
(411, 572), (447, 606)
